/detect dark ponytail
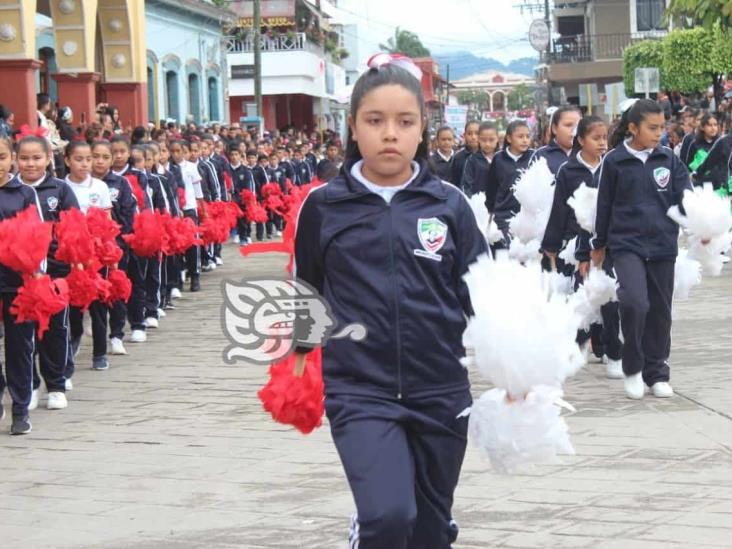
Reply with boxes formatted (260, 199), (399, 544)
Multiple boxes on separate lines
(345, 63), (429, 164)
(609, 98), (663, 149)
(572, 115), (607, 153)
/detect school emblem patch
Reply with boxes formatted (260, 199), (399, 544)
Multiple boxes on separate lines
(653, 167), (670, 189)
(89, 192), (100, 205)
(109, 188), (120, 202)
(415, 217), (448, 262)
(46, 196), (58, 211)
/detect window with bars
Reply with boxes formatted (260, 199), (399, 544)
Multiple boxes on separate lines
(636, 0), (666, 32)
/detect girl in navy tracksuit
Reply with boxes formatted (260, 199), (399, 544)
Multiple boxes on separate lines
(460, 121), (498, 197)
(686, 113), (719, 172)
(531, 106), (581, 175)
(451, 120), (479, 187)
(294, 59), (487, 549)
(0, 135), (43, 434)
(591, 99), (692, 400)
(484, 119), (534, 248)
(17, 136), (80, 417)
(542, 116), (623, 376)
(229, 146), (255, 244)
(693, 132), (732, 191)
(430, 126), (455, 183)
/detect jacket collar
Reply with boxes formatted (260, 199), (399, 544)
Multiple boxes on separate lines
(611, 142), (668, 163)
(325, 158), (448, 203)
(3, 176), (24, 190)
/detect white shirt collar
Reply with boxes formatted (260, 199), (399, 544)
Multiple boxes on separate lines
(576, 151), (601, 175)
(351, 160), (421, 204)
(66, 175), (92, 187)
(505, 148), (522, 162)
(18, 174), (47, 187)
(624, 139), (654, 164)
(436, 149), (453, 162)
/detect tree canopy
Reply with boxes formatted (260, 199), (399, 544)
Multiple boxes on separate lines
(666, 0), (732, 30)
(379, 27), (431, 58)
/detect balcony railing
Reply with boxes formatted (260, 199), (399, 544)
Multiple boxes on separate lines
(227, 32), (319, 54)
(547, 32), (665, 64)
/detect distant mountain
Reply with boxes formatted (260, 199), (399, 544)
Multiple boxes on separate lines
(433, 51), (538, 80)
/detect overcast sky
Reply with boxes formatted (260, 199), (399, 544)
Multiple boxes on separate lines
(334, 0), (540, 66)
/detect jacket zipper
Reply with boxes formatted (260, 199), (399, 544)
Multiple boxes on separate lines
(386, 202), (404, 400)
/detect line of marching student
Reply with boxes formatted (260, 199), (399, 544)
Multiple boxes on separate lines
(429, 100), (730, 403)
(0, 130), (340, 436)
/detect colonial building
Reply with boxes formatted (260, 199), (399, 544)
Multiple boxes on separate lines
(451, 70), (537, 117)
(225, 0), (347, 133)
(0, 0), (232, 130)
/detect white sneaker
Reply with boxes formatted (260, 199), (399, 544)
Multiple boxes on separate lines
(246, 237), (252, 244)
(158, 308), (166, 318)
(181, 270), (187, 283)
(47, 391), (68, 410)
(144, 317), (159, 329)
(129, 329), (147, 343)
(602, 355), (609, 365)
(624, 373), (645, 400)
(276, 230), (282, 237)
(110, 337), (127, 355)
(215, 257), (223, 266)
(606, 359), (624, 379)
(171, 288), (182, 300)
(29, 389), (39, 411)
(651, 381), (674, 398)
(65, 378), (73, 391)
(722, 255), (730, 264)
(231, 235), (240, 244)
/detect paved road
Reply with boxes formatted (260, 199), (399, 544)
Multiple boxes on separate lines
(1, 243), (731, 548)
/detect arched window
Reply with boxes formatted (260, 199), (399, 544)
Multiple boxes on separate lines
(147, 51), (159, 124)
(165, 71), (179, 122)
(208, 77), (219, 122)
(188, 73), (201, 124)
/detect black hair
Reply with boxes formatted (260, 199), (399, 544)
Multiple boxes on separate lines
(695, 113), (718, 144)
(36, 93), (51, 111)
(129, 145), (147, 166)
(478, 121), (497, 134)
(503, 119), (529, 151)
(609, 99), (664, 148)
(257, 153), (269, 162)
(202, 134), (215, 143)
(549, 106), (582, 140)
(345, 62), (429, 164)
(228, 145), (241, 155)
(91, 139), (112, 152)
(130, 126), (146, 145)
(246, 149), (258, 157)
(435, 125), (454, 139)
(17, 135), (50, 156)
(110, 135), (130, 148)
(464, 120), (480, 133)
(572, 115), (607, 153)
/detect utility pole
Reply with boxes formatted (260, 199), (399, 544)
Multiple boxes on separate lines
(445, 63), (450, 123)
(544, 0), (552, 106)
(253, 0), (263, 136)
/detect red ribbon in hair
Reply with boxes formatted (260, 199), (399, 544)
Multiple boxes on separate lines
(18, 124), (49, 139)
(366, 53), (423, 82)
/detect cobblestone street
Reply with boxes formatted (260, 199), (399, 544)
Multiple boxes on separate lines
(1, 243), (732, 548)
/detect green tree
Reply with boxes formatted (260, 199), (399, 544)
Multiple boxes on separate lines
(507, 84), (533, 111)
(666, 0), (732, 30)
(456, 89), (488, 110)
(379, 27), (431, 58)
(623, 39), (665, 96)
(661, 26), (732, 107)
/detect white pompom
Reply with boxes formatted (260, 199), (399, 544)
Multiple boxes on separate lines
(468, 386), (575, 474)
(486, 218), (504, 244)
(468, 192), (489, 237)
(673, 184), (732, 241)
(543, 271), (573, 297)
(509, 209), (541, 243)
(464, 254), (584, 397)
(558, 237), (579, 267)
(674, 249), (702, 300)
(508, 238), (541, 264)
(513, 157), (555, 216)
(567, 183), (598, 233)
(568, 267), (618, 331)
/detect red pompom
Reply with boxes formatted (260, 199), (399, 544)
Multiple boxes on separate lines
(105, 268), (132, 305)
(124, 173), (147, 209)
(223, 170), (233, 191)
(257, 349), (324, 434)
(10, 275), (69, 339)
(122, 209), (168, 257)
(86, 207), (120, 243)
(66, 267), (110, 311)
(239, 189), (257, 205)
(246, 202), (269, 224)
(165, 216), (202, 255)
(55, 208), (95, 266)
(0, 206), (52, 275)
(177, 187), (187, 209)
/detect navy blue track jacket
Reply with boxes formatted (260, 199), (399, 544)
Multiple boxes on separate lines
(0, 179), (41, 292)
(430, 151), (454, 183)
(694, 134), (732, 189)
(530, 140), (571, 175)
(484, 149), (534, 230)
(294, 159), (488, 399)
(591, 144), (692, 260)
(451, 147), (475, 190)
(542, 154), (599, 254)
(30, 175), (81, 278)
(461, 152), (490, 197)
(101, 171), (135, 240)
